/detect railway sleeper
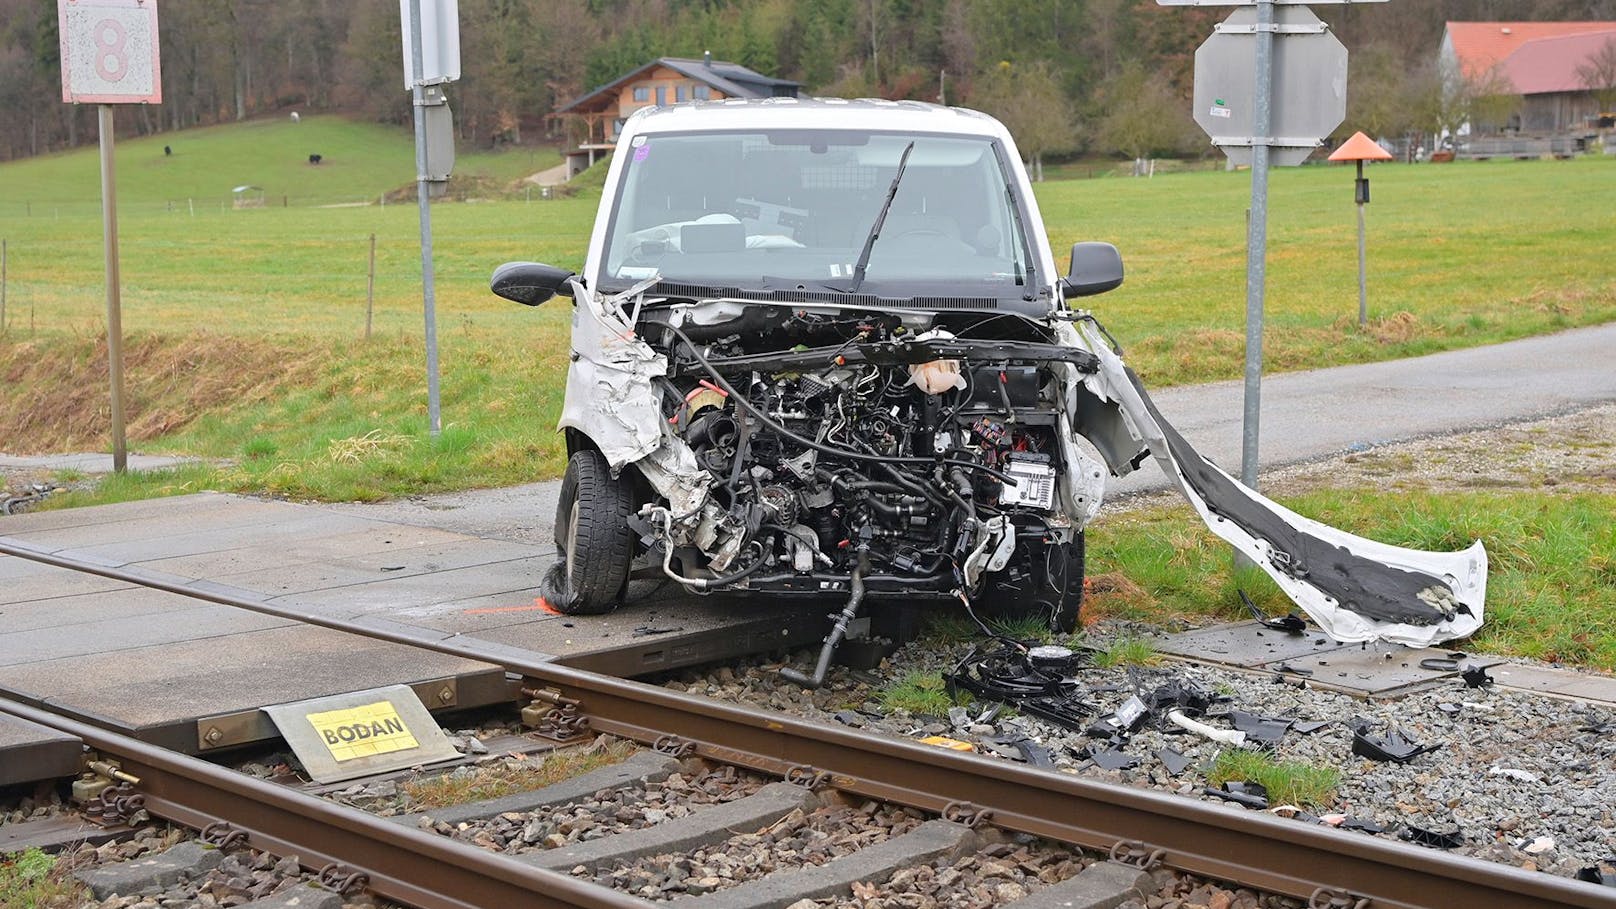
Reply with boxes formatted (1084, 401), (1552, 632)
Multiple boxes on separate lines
(667, 817), (978, 909)
(523, 780), (817, 873)
(391, 750), (683, 829)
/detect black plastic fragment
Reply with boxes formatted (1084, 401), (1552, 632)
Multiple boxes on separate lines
(1292, 719), (1331, 735)
(1227, 711), (1292, 745)
(1157, 747), (1192, 775)
(1341, 817), (1385, 834)
(1015, 739), (1056, 768)
(1352, 724), (1441, 763)
(1241, 589), (1307, 634)
(1020, 697), (1097, 733)
(633, 624), (684, 637)
(1400, 825), (1464, 849)
(1273, 663), (1314, 677)
(1084, 747), (1139, 771)
(1574, 859), (1616, 888)
(833, 710), (863, 727)
(1462, 665), (1495, 688)
(1148, 680), (1218, 713)
(1205, 781), (1269, 809)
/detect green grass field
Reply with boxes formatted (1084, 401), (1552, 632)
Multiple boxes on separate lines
(0, 114), (558, 212)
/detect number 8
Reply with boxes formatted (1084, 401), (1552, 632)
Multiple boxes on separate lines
(93, 18), (129, 83)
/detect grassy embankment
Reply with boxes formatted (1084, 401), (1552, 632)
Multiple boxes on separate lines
(1, 119), (1612, 666)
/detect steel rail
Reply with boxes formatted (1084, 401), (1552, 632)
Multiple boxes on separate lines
(0, 696), (640, 909)
(5, 538), (1614, 909)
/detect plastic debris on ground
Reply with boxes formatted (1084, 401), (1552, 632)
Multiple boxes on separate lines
(1576, 859), (1616, 888)
(1205, 781), (1269, 809)
(1351, 722), (1442, 763)
(1400, 825), (1465, 850)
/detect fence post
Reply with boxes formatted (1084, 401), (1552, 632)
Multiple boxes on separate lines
(365, 233), (376, 341)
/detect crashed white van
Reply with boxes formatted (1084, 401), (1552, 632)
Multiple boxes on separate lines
(491, 98), (1486, 684)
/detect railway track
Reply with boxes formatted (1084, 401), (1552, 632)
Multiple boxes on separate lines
(3, 541), (1615, 909)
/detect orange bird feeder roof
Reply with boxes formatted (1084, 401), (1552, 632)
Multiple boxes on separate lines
(1329, 131), (1393, 162)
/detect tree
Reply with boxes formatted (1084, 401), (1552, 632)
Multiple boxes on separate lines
(1094, 62), (1197, 170)
(1425, 56), (1519, 141)
(1577, 37), (1616, 114)
(969, 60), (1076, 181)
(1346, 42), (1427, 141)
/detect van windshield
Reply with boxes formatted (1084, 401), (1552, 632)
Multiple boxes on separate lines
(600, 130), (1032, 296)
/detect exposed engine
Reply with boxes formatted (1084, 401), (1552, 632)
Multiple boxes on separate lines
(630, 306), (1099, 637)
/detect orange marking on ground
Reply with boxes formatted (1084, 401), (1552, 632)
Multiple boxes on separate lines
(464, 597), (565, 616)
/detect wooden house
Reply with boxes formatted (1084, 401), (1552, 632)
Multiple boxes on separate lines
(556, 54), (800, 179)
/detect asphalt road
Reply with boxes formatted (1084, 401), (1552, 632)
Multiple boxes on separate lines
(333, 322), (1616, 542)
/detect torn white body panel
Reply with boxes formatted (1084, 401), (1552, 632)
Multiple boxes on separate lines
(1073, 320), (1487, 647)
(557, 280), (713, 526)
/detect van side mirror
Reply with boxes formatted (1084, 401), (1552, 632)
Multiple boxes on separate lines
(490, 261), (575, 306)
(1059, 242), (1124, 298)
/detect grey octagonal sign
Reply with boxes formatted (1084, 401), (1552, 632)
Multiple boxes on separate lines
(1193, 5), (1348, 166)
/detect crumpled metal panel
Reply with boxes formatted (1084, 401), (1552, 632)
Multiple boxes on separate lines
(1074, 320), (1487, 647)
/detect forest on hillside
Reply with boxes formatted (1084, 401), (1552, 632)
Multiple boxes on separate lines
(3, 0), (1614, 164)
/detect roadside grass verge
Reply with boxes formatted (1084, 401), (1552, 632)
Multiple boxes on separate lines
(6, 330), (569, 502)
(1085, 489), (1616, 670)
(1207, 750), (1340, 809)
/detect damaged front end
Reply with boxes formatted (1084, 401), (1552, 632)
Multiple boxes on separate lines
(537, 271), (1485, 657)
(583, 283), (1104, 637)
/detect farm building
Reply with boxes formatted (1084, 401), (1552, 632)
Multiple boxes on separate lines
(555, 55), (800, 179)
(1441, 21), (1616, 134)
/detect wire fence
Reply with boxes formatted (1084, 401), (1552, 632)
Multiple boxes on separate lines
(0, 185), (571, 221)
(0, 228), (480, 342)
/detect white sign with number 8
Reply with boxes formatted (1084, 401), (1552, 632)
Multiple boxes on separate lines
(59, 0), (162, 104)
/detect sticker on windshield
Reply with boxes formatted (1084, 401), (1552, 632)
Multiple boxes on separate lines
(633, 144), (651, 162)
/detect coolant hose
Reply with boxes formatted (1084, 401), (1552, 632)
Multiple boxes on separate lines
(781, 555), (869, 689)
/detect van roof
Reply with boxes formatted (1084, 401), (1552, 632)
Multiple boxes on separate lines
(623, 97), (1010, 142)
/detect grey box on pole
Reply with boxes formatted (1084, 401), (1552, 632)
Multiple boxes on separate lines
(423, 99), (456, 182)
(1193, 6), (1347, 167)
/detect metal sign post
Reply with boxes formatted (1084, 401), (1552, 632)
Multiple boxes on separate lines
(1240, 0), (1275, 492)
(1169, 0), (1370, 490)
(401, 0), (459, 438)
(59, 0), (163, 473)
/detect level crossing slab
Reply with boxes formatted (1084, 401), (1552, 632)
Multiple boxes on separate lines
(0, 493), (831, 747)
(0, 713), (83, 787)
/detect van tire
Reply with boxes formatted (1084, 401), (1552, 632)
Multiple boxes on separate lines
(542, 450), (636, 615)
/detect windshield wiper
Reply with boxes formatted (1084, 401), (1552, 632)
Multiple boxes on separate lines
(846, 141), (915, 293)
(1005, 185), (1026, 287)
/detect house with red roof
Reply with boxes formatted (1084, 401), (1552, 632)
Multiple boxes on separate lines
(1440, 21), (1616, 133)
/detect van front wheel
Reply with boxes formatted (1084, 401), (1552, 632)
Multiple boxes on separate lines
(541, 450), (636, 615)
